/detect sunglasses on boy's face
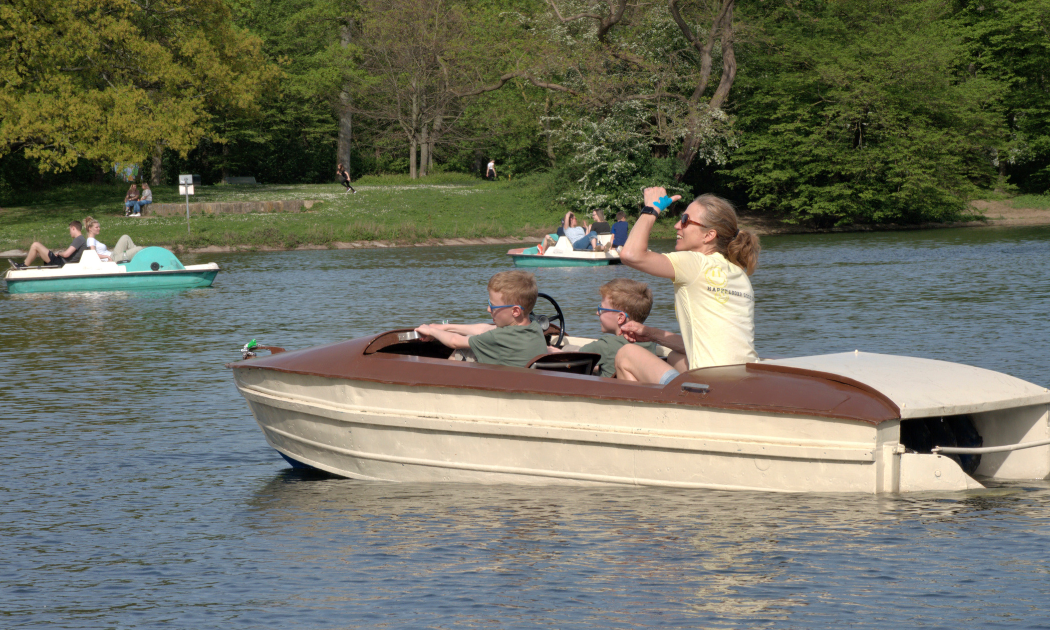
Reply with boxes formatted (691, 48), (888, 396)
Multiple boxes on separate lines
(596, 306), (628, 319)
(488, 299), (520, 312)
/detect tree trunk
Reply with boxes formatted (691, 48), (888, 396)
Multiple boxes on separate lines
(674, 0), (737, 180)
(410, 138), (417, 179)
(221, 142), (229, 182)
(420, 123), (430, 178)
(409, 90), (419, 179)
(151, 142), (164, 186)
(542, 97), (556, 165)
(428, 114), (442, 174)
(337, 22), (353, 176)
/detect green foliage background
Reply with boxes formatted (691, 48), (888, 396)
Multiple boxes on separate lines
(2, 0), (1049, 226)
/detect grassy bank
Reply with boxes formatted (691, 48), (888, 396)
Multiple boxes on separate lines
(3, 177), (1048, 253)
(0, 173), (686, 252)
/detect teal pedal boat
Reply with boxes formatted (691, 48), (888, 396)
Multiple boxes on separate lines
(4, 247), (220, 294)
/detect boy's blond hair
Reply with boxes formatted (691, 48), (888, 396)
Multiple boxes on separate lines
(599, 278), (652, 323)
(488, 270), (538, 315)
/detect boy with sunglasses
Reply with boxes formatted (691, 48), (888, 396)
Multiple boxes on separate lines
(577, 279), (660, 378)
(415, 270), (548, 368)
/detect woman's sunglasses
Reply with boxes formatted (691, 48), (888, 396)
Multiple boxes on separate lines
(679, 212), (711, 230)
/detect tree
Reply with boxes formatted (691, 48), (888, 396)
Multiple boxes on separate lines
(952, 0), (1050, 193)
(723, 0), (1003, 225)
(347, 0), (471, 178)
(0, 0), (277, 173)
(519, 0), (741, 178)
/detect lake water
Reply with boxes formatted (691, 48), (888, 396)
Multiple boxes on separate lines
(3, 227), (1050, 628)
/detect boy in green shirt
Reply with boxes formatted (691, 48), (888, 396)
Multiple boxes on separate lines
(416, 270), (548, 368)
(578, 278), (660, 378)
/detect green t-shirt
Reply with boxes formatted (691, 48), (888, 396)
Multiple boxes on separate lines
(579, 335), (660, 378)
(468, 321), (549, 368)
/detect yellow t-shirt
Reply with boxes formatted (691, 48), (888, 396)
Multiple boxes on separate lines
(664, 251), (758, 369)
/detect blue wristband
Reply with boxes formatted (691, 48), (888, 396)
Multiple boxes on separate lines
(652, 195), (673, 211)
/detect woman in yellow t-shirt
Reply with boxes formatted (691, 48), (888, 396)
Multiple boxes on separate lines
(615, 187), (761, 384)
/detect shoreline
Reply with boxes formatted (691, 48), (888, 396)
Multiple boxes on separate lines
(2, 202), (1047, 258)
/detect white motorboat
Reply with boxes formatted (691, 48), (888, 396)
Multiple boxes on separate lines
(229, 299), (1050, 493)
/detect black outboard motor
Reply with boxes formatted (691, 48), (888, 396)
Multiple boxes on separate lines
(899, 414), (983, 475)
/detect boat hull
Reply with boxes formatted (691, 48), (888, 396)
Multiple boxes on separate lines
(229, 334), (1050, 493)
(235, 369), (897, 491)
(509, 253), (620, 267)
(6, 269), (219, 293)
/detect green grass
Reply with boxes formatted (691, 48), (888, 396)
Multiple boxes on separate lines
(1010, 194), (1050, 210)
(0, 175), (665, 252)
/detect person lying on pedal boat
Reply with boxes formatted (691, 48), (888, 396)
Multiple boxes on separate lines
(11, 220), (86, 268)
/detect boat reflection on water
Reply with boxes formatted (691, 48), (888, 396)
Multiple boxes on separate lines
(243, 470), (1044, 623)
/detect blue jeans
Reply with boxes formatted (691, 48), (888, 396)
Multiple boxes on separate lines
(572, 231), (598, 250)
(126, 200), (152, 214)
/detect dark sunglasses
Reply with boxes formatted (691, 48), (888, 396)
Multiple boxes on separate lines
(679, 212), (710, 229)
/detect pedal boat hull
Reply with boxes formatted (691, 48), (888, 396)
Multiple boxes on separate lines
(229, 331), (1050, 493)
(508, 235), (620, 267)
(4, 247), (219, 294)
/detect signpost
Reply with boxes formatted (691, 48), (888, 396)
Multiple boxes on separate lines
(178, 174), (195, 235)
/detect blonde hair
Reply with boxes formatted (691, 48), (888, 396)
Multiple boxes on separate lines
(84, 216), (99, 232)
(488, 270), (538, 314)
(693, 194), (761, 276)
(600, 278), (652, 323)
(592, 209), (605, 222)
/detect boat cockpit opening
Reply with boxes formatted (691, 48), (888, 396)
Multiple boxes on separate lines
(900, 414), (983, 475)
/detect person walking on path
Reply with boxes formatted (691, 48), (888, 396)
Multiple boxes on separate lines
(336, 164), (356, 193)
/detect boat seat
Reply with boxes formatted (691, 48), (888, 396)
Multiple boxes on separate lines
(77, 249), (105, 268)
(526, 352), (601, 375)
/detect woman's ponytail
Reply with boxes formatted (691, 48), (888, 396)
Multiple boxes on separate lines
(693, 194), (761, 275)
(727, 230), (761, 276)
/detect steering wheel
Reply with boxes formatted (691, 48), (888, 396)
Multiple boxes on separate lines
(531, 292), (566, 348)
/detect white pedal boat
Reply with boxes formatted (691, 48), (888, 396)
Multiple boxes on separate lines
(229, 301), (1050, 493)
(508, 234), (620, 267)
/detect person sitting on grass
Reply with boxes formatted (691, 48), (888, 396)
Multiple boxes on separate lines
(11, 220), (87, 268)
(415, 270), (549, 368)
(576, 278), (661, 378)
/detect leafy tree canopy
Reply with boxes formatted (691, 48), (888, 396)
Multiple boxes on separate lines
(0, 0), (278, 172)
(725, 0), (1003, 225)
